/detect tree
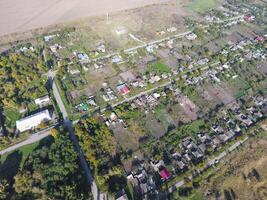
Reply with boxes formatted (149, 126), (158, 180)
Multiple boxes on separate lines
(0, 179), (9, 200)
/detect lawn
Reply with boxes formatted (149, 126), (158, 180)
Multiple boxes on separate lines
(150, 61), (171, 73)
(154, 106), (174, 130)
(1, 142), (38, 166)
(228, 77), (251, 98)
(4, 107), (21, 127)
(188, 0), (218, 13)
(0, 136), (52, 181)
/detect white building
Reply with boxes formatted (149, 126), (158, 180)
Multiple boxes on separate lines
(16, 110), (52, 132)
(35, 95), (50, 106)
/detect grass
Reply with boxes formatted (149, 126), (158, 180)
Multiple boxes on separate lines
(1, 142), (39, 168)
(188, 0), (218, 13)
(0, 136), (53, 181)
(190, 191), (206, 200)
(228, 77), (251, 98)
(154, 106), (174, 130)
(150, 61), (171, 73)
(4, 107), (21, 127)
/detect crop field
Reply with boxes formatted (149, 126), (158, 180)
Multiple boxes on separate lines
(0, 0), (171, 37)
(188, 0), (219, 13)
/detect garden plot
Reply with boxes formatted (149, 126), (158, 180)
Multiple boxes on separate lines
(177, 95), (199, 121)
(226, 77), (251, 99)
(205, 84), (235, 105)
(167, 103), (194, 124)
(110, 122), (140, 152)
(84, 64), (117, 93)
(154, 106), (175, 130)
(156, 49), (178, 69)
(145, 112), (166, 138)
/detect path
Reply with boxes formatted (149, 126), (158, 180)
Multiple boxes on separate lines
(168, 136), (249, 193)
(0, 124), (58, 155)
(51, 75), (99, 200)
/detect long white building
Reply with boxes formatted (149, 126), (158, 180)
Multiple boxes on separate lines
(16, 110), (52, 132)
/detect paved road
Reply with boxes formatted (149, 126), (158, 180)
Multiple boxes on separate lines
(51, 76), (99, 200)
(0, 124), (58, 155)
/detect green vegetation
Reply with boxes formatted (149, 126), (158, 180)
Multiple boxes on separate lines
(228, 77), (251, 98)
(188, 0), (218, 13)
(0, 50), (48, 109)
(75, 118), (133, 195)
(154, 106), (174, 130)
(0, 130), (91, 199)
(0, 140), (41, 168)
(3, 107), (21, 127)
(150, 61), (171, 73)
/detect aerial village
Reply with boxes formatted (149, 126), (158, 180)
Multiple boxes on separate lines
(0, 0), (266, 199)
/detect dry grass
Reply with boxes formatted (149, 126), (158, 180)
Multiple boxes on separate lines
(202, 135), (267, 200)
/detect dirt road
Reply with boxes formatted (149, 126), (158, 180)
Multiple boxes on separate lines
(0, 0), (170, 36)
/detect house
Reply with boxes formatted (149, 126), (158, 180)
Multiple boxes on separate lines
(186, 33), (197, 40)
(243, 15), (255, 22)
(44, 34), (57, 42)
(16, 110), (52, 132)
(68, 65), (80, 75)
(115, 190), (129, 200)
(35, 95), (50, 106)
(112, 55), (123, 63)
(117, 84), (130, 95)
(159, 167), (171, 181)
(255, 36), (264, 43)
(77, 53), (89, 64)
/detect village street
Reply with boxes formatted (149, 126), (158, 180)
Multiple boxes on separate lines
(168, 136), (249, 193)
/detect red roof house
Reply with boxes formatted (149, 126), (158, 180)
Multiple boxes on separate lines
(159, 167), (171, 181)
(243, 15), (255, 22)
(117, 84), (130, 95)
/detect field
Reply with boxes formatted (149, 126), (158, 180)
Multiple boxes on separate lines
(0, 0), (171, 36)
(200, 132), (267, 200)
(188, 0), (219, 13)
(145, 112), (166, 138)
